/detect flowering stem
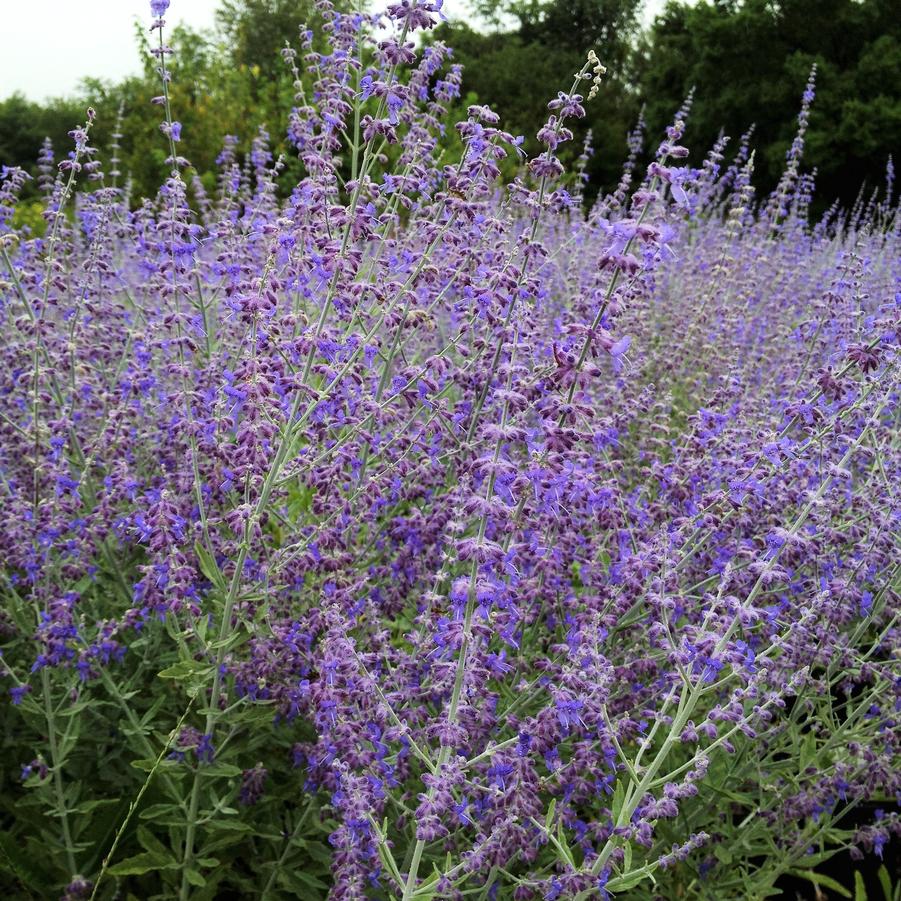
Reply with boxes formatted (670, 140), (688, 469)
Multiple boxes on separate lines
(90, 699), (193, 901)
(40, 668), (77, 876)
(577, 409), (881, 895)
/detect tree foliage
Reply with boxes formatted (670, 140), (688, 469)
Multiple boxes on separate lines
(433, 0), (643, 196)
(1, 0), (898, 208)
(216, 0), (323, 80)
(636, 0), (900, 205)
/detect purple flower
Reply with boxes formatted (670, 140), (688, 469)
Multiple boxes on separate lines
(239, 764), (267, 805)
(9, 685), (30, 706)
(386, 92), (403, 126)
(196, 733), (215, 764)
(359, 75), (375, 101)
(0, 30), (896, 901)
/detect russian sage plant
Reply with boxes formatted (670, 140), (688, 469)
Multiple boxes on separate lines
(0, 1), (898, 899)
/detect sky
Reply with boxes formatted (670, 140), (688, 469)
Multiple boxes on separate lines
(1, 0), (670, 102)
(1, 0), (223, 101)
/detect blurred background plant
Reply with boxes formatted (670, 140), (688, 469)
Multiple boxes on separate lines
(1, 0), (899, 210)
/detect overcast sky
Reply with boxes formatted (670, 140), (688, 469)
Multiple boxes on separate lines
(1, 0), (669, 102)
(3, 0), (222, 101)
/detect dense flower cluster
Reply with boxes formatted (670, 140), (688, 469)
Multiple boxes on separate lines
(0, 1), (898, 899)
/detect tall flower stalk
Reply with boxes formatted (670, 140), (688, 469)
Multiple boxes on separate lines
(0, 3), (897, 900)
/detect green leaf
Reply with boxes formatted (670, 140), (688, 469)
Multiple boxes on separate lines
(72, 573), (95, 594)
(856, 871), (868, 901)
(277, 869), (328, 896)
(206, 632), (250, 651)
(196, 762), (243, 777)
(789, 869), (852, 899)
(800, 733), (817, 769)
(136, 825), (170, 857)
(544, 797), (556, 830)
(555, 818), (575, 866)
(158, 661), (213, 681)
(194, 541), (225, 588)
(303, 842), (333, 866)
(611, 779), (625, 822)
(185, 868), (207, 887)
(0, 833), (54, 893)
(570, 560), (583, 587)
(877, 865), (892, 901)
(790, 848), (840, 868)
(138, 697), (166, 728)
(186, 873), (225, 901)
(203, 833), (249, 853)
(210, 819), (255, 833)
(139, 803), (183, 822)
(71, 798), (120, 814)
(411, 868), (440, 899)
(286, 483), (314, 520)
(108, 851), (177, 877)
(607, 868), (654, 892)
(705, 784), (749, 804)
